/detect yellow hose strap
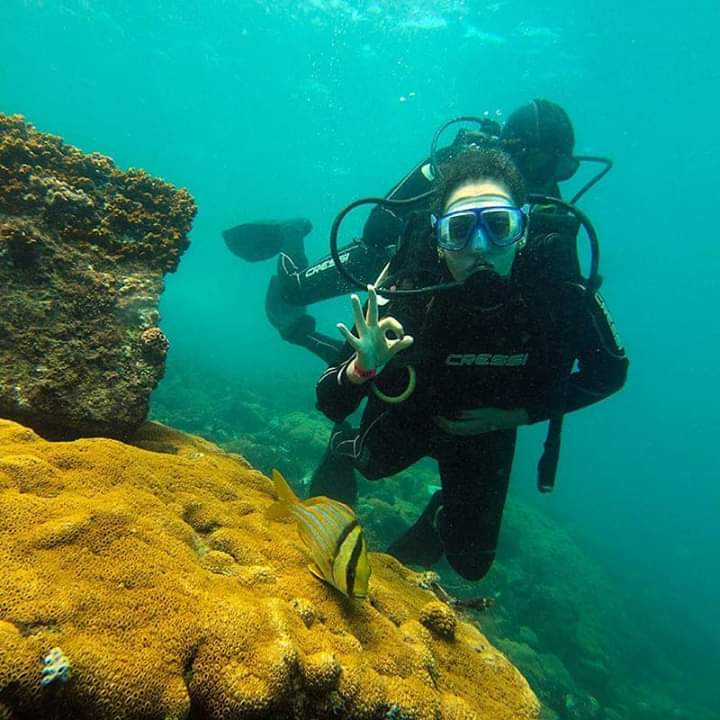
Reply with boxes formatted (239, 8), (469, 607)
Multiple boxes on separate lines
(371, 365), (416, 404)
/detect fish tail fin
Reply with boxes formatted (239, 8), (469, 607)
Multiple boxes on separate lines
(272, 468), (299, 503)
(265, 468), (299, 521)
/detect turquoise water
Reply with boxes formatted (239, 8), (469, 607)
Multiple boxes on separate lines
(2, 1), (718, 717)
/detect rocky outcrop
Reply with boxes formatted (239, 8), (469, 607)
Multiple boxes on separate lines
(0, 418), (539, 720)
(0, 114), (196, 439)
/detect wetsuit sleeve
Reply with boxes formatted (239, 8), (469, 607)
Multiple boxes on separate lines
(315, 349), (370, 423)
(526, 287), (629, 423)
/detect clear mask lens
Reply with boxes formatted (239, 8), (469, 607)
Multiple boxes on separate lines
(437, 206), (526, 251)
(443, 212), (475, 249)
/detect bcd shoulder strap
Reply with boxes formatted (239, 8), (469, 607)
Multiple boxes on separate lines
(514, 208), (583, 288)
(514, 208), (586, 494)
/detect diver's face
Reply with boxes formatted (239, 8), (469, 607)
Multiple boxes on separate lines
(441, 180), (521, 282)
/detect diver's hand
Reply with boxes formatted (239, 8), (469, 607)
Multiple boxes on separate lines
(337, 285), (413, 383)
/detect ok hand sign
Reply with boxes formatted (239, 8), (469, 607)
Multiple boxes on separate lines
(337, 285), (414, 374)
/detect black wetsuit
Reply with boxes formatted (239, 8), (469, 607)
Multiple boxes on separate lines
(314, 238), (628, 580)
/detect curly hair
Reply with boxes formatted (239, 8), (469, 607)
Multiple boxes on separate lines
(433, 148), (526, 214)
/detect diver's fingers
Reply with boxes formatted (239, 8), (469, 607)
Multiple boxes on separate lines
(366, 285), (378, 326)
(389, 334), (414, 356)
(336, 323), (361, 349)
(378, 316), (405, 338)
(350, 294), (367, 333)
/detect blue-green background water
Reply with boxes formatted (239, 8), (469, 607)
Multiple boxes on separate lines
(2, 0), (718, 715)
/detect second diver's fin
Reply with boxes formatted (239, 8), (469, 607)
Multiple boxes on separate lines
(223, 218), (312, 262)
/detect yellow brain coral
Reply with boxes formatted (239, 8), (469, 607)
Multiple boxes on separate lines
(419, 601), (458, 640)
(0, 418), (539, 720)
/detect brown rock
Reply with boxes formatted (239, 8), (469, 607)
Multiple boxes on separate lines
(0, 114), (196, 439)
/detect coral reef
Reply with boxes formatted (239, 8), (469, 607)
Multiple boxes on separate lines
(140, 326), (170, 357)
(418, 602), (457, 640)
(0, 113), (197, 440)
(149, 366), (720, 720)
(0, 418), (539, 720)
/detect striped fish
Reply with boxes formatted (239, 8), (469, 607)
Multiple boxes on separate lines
(265, 468), (371, 600)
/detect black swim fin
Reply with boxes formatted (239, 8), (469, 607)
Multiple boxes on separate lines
(222, 218), (312, 262)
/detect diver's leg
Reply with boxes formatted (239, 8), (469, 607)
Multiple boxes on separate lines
(265, 241), (344, 364)
(265, 274), (310, 338)
(332, 409), (432, 481)
(298, 330), (344, 365)
(265, 275), (343, 364)
(434, 430), (516, 581)
(308, 422), (358, 506)
(266, 235), (389, 362)
(277, 241), (391, 307)
(310, 409), (432, 506)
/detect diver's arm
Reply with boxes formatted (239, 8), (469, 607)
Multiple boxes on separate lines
(316, 353), (370, 423)
(526, 287), (628, 423)
(564, 289), (628, 412)
(335, 286), (414, 372)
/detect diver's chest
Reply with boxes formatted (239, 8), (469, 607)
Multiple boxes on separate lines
(427, 312), (544, 372)
(420, 323), (550, 409)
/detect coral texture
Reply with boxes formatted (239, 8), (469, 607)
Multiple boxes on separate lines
(0, 418), (539, 720)
(419, 601), (458, 640)
(0, 113), (197, 439)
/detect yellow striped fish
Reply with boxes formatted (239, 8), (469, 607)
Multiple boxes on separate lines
(265, 468), (371, 600)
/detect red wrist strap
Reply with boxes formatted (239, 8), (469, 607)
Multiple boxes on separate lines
(352, 358), (377, 380)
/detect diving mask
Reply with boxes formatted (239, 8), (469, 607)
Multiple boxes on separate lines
(433, 196), (528, 252)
